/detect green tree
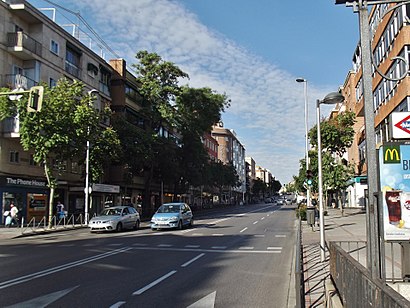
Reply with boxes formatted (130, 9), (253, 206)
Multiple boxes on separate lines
(307, 111), (356, 208)
(0, 79), (120, 226)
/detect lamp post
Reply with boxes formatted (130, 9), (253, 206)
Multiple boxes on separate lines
(85, 89), (98, 225)
(296, 78), (310, 208)
(317, 92), (345, 262)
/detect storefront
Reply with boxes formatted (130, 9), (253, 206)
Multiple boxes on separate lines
(0, 175), (49, 225)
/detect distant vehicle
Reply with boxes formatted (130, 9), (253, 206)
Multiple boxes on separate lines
(89, 206), (140, 232)
(151, 203), (193, 230)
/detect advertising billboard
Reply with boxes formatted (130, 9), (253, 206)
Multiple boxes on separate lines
(380, 144), (410, 240)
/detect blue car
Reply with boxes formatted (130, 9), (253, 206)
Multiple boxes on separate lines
(151, 203), (194, 230)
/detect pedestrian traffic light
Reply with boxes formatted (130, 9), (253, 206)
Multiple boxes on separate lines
(27, 86), (44, 112)
(306, 169), (313, 186)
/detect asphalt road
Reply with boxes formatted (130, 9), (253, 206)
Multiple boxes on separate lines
(0, 203), (296, 308)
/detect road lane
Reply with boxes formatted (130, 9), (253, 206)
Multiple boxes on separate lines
(0, 203), (296, 307)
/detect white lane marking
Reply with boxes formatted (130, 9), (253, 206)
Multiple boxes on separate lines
(109, 301), (126, 308)
(261, 217), (265, 220)
(191, 233), (204, 236)
(240, 227), (248, 233)
(254, 235), (265, 238)
(132, 243), (147, 246)
(181, 253), (205, 267)
(212, 234), (224, 237)
(0, 247), (132, 290)
(253, 221), (258, 224)
(187, 291), (216, 308)
(239, 247), (254, 250)
(211, 246), (227, 249)
(267, 247), (282, 250)
(158, 244), (173, 247)
(275, 235), (287, 238)
(133, 270), (177, 295)
(185, 245), (200, 248)
(5, 286), (79, 308)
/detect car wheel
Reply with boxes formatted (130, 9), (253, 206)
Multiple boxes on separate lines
(177, 220), (183, 230)
(116, 222), (123, 232)
(189, 218), (194, 228)
(134, 220), (140, 230)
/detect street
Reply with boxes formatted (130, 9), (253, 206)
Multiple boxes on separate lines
(0, 203), (296, 308)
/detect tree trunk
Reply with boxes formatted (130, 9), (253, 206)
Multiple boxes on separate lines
(44, 161), (55, 229)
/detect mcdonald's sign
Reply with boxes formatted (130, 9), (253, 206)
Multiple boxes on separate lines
(383, 145), (401, 164)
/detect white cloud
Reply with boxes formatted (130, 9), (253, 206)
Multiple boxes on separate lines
(55, 0), (338, 183)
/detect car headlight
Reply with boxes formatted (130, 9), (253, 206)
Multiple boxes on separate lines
(170, 216), (178, 222)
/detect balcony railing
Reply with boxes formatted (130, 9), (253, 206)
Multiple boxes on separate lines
(7, 32), (42, 58)
(1, 74), (38, 89)
(65, 61), (81, 78)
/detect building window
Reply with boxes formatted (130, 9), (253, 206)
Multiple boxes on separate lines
(49, 78), (57, 88)
(65, 45), (81, 78)
(29, 154), (37, 166)
(50, 40), (59, 55)
(9, 151), (19, 163)
(71, 161), (80, 174)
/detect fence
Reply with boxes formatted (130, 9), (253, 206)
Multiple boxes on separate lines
(329, 241), (410, 307)
(20, 213), (88, 235)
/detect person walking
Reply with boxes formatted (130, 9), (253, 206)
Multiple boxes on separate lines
(9, 202), (19, 227)
(56, 201), (65, 220)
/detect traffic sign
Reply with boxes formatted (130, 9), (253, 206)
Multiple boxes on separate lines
(392, 112), (410, 139)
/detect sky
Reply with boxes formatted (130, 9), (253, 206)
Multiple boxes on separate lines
(28, 0), (360, 184)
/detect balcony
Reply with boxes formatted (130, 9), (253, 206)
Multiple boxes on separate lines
(1, 74), (38, 89)
(7, 32), (42, 60)
(64, 61), (81, 78)
(0, 116), (20, 138)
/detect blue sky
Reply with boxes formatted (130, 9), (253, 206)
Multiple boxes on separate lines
(28, 0), (360, 184)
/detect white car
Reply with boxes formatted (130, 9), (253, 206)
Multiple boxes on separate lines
(89, 206), (140, 232)
(151, 203), (194, 230)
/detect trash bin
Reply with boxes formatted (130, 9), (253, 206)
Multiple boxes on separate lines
(306, 206), (316, 226)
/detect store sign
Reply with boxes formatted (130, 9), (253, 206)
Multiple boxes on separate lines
(92, 183), (120, 193)
(5, 177), (46, 188)
(379, 144), (410, 241)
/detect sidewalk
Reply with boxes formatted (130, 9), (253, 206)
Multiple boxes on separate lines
(302, 207), (367, 307)
(0, 224), (87, 240)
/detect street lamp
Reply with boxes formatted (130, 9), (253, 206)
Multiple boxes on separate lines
(296, 78), (311, 208)
(317, 91), (345, 262)
(85, 89), (98, 225)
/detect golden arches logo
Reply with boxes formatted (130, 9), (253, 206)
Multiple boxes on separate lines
(384, 147), (400, 164)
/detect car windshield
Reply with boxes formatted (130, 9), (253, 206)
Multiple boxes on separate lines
(157, 204), (180, 213)
(100, 208), (122, 216)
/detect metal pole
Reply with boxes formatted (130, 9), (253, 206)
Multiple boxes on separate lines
(317, 100), (326, 262)
(304, 81), (311, 209)
(357, 0), (381, 279)
(85, 133), (90, 225)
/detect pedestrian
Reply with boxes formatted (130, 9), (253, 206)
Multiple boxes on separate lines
(9, 202), (19, 227)
(56, 201), (65, 219)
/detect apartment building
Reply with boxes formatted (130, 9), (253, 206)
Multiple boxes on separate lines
(211, 122), (246, 204)
(0, 0), (119, 223)
(341, 3), (410, 207)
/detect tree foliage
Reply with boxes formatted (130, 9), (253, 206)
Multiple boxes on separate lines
(0, 79), (120, 224)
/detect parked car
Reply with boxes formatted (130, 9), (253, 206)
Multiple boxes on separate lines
(89, 206), (140, 232)
(151, 202), (193, 230)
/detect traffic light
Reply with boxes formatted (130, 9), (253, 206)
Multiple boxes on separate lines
(27, 86), (44, 112)
(306, 169), (313, 186)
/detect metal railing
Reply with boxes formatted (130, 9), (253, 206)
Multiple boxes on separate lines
(329, 241), (410, 307)
(21, 213), (88, 235)
(7, 32), (42, 57)
(295, 218), (305, 308)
